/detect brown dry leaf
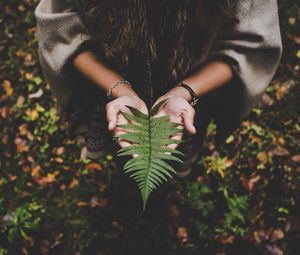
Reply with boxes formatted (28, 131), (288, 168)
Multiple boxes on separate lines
(265, 244), (284, 255)
(250, 135), (262, 145)
(270, 228), (284, 241)
(8, 174), (17, 181)
(90, 196), (109, 208)
(253, 230), (268, 244)
(291, 155), (300, 163)
(15, 49), (26, 58)
(274, 82), (290, 101)
(241, 175), (261, 192)
(31, 165), (42, 179)
(248, 175), (261, 191)
(14, 137), (28, 153)
(288, 34), (300, 44)
(221, 235), (235, 244)
(54, 146), (65, 155)
(271, 146), (290, 157)
(262, 93), (275, 106)
(51, 157), (64, 163)
(25, 72), (34, 80)
(1, 135), (8, 145)
(86, 163), (102, 171)
(18, 123), (28, 136)
(68, 178), (79, 189)
(24, 53), (32, 62)
(177, 227), (189, 244)
(169, 204), (180, 217)
(42, 172), (58, 184)
(224, 158), (233, 168)
(257, 152), (269, 164)
(0, 107), (11, 119)
(77, 201), (89, 207)
(2, 80), (14, 96)
(278, 137), (286, 145)
(23, 165), (31, 174)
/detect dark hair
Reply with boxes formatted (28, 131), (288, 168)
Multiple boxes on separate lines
(74, 0), (238, 80)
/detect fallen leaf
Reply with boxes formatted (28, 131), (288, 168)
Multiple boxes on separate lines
(2, 80), (14, 96)
(291, 155), (300, 163)
(86, 163), (102, 171)
(51, 157), (64, 163)
(18, 123), (28, 136)
(265, 244), (284, 255)
(14, 137), (28, 153)
(169, 204), (180, 217)
(77, 201), (89, 207)
(221, 235), (235, 244)
(177, 227), (189, 244)
(68, 178), (79, 189)
(8, 174), (17, 181)
(31, 165), (42, 179)
(26, 109), (39, 121)
(270, 228), (284, 241)
(271, 146), (290, 157)
(28, 88), (43, 99)
(257, 152), (269, 164)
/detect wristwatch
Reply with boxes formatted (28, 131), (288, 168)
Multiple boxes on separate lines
(176, 81), (199, 107)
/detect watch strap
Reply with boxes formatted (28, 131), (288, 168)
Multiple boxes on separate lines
(176, 81), (199, 107)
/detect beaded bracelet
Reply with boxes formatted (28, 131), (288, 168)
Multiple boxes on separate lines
(106, 79), (132, 100)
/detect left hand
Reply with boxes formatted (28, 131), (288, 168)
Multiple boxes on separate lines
(151, 86), (197, 150)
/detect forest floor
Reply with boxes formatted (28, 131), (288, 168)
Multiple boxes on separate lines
(0, 1), (300, 255)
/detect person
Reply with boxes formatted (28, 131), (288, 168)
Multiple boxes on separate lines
(34, 0), (282, 177)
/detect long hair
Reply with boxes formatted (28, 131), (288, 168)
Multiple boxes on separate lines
(74, 0), (238, 81)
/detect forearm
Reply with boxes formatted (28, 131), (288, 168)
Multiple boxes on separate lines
(72, 51), (138, 99)
(168, 60), (234, 101)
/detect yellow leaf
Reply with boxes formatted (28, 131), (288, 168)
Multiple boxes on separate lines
(288, 17), (296, 25)
(225, 135), (234, 144)
(296, 50), (300, 59)
(35, 103), (45, 112)
(26, 109), (39, 121)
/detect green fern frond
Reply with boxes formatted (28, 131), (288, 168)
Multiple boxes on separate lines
(114, 98), (186, 210)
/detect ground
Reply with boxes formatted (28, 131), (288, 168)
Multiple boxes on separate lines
(0, 0), (299, 254)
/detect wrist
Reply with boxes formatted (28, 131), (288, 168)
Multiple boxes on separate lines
(111, 84), (138, 99)
(165, 86), (192, 102)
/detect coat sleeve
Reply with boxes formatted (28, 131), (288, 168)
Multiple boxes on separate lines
(206, 0), (283, 143)
(34, 0), (91, 111)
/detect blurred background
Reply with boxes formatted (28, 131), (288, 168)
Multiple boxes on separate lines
(0, 0), (299, 254)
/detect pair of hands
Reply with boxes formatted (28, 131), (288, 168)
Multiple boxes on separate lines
(106, 86), (197, 150)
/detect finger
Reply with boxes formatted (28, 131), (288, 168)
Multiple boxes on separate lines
(118, 139), (131, 148)
(166, 131), (183, 151)
(182, 109), (196, 135)
(106, 103), (120, 131)
(113, 114), (131, 148)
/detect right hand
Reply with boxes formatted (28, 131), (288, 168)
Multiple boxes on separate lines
(106, 95), (148, 148)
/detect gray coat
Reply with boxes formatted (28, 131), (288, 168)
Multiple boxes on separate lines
(34, 0), (282, 157)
